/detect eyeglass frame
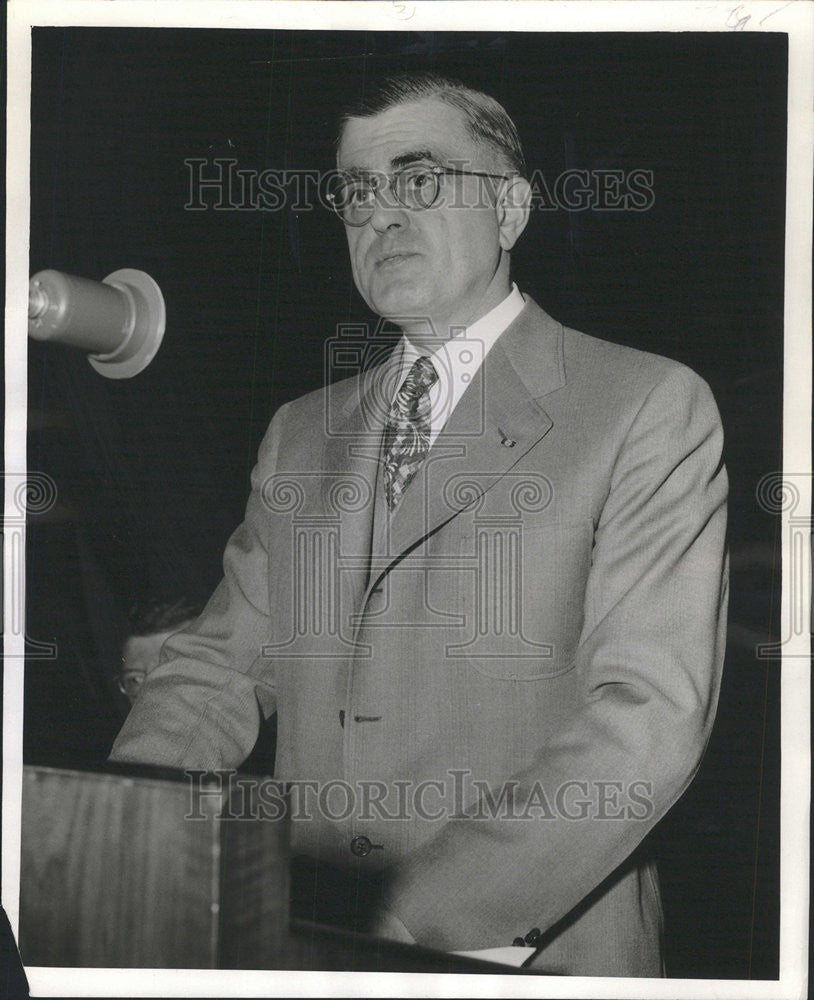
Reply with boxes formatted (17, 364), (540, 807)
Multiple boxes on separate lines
(327, 163), (515, 227)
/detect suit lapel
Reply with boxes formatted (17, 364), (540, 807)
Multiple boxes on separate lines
(321, 345), (403, 621)
(371, 298), (566, 588)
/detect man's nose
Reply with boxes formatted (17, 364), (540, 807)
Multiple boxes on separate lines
(369, 183), (408, 233)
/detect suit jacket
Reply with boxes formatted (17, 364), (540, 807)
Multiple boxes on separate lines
(110, 297), (729, 976)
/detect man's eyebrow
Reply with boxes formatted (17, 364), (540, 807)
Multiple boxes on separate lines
(390, 150), (440, 170)
(341, 150), (440, 177)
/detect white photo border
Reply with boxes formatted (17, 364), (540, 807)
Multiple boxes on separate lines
(5, 2), (811, 998)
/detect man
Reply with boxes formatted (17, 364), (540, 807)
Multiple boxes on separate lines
(117, 597), (201, 704)
(110, 73), (728, 976)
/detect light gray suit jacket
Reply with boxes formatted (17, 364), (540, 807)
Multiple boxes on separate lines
(111, 298), (728, 976)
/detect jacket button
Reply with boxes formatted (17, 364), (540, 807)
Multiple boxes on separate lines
(350, 835), (372, 857)
(524, 927), (541, 945)
(512, 937), (526, 947)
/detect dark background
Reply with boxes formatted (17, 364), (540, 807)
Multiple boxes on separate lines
(21, 28), (784, 980)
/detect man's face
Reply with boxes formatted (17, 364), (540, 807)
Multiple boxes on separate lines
(119, 629), (177, 703)
(337, 98), (508, 336)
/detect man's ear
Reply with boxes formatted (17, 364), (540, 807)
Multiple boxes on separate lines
(496, 175), (532, 251)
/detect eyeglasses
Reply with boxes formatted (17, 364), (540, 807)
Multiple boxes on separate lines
(327, 163), (512, 227)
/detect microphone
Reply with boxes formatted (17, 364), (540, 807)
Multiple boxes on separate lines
(28, 269), (166, 379)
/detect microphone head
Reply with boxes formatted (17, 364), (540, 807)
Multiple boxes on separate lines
(28, 268), (166, 379)
(90, 269), (166, 379)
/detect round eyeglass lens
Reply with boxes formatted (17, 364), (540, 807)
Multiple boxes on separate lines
(396, 166), (440, 210)
(330, 176), (374, 224)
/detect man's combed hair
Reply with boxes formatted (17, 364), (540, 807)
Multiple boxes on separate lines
(339, 72), (527, 177)
(127, 596), (203, 637)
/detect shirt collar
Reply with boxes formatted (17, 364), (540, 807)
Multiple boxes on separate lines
(396, 285), (525, 434)
(401, 283), (524, 366)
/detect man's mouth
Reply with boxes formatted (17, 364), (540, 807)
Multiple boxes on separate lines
(376, 252), (418, 268)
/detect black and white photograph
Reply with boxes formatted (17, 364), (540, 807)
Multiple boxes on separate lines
(3, 2), (811, 997)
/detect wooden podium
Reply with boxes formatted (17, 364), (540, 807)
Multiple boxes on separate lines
(18, 764), (522, 974)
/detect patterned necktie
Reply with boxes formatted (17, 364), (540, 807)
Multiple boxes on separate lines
(382, 355), (438, 510)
